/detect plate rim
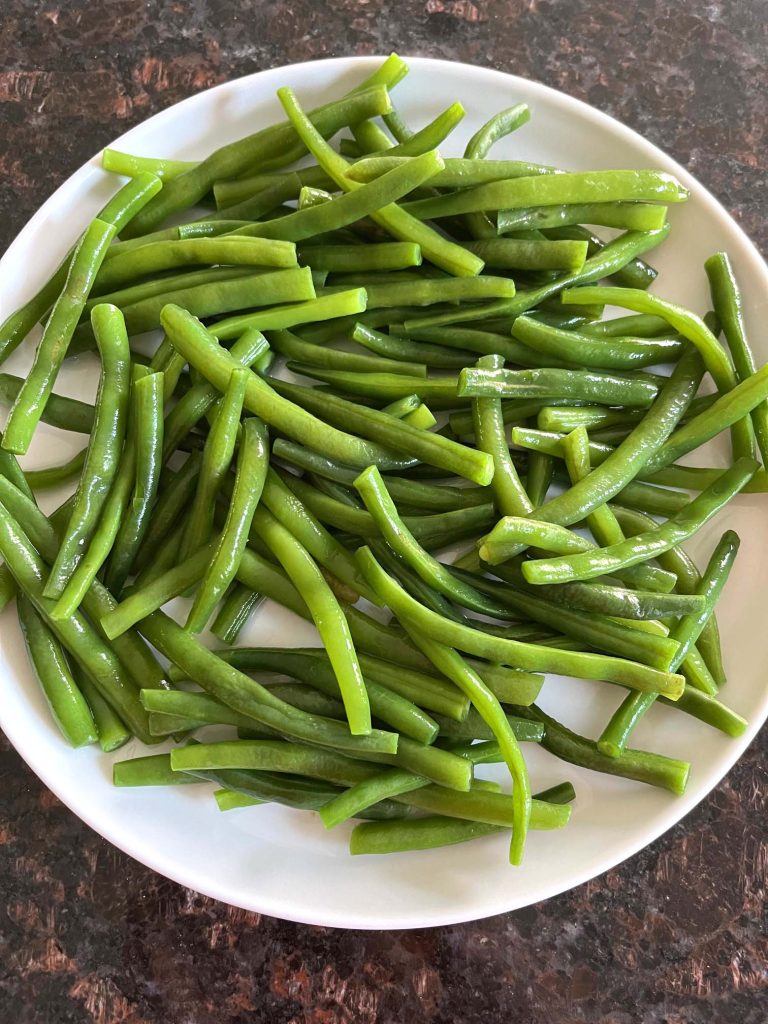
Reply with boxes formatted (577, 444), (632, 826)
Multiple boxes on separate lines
(1, 53), (767, 930)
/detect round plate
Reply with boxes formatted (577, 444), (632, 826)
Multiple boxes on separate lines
(1, 56), (767, 930)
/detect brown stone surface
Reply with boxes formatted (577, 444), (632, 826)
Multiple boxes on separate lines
(1, 2), (766, 1021)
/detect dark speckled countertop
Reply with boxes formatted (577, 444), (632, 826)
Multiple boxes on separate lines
(1, 2), (767, 1022)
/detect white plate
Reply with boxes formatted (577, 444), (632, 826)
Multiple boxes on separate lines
(1, 56), (767, 930)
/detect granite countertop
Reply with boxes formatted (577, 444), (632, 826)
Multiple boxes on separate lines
(1, 2), (766, 1021)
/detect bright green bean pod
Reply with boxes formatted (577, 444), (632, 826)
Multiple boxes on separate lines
(180, 368), (247, 560)
(471, 354), (533, 517)
(320, 769), (427, 829)
(76, 671), (131, 752)
(0, 500), (154, 741)
(104, 371), (165, 594)
(464, 237), (588, 271)
(268, 328), (426, 377)
(185, 417), (269, 633)
(208, 287), (365, 340)
(356, 546), (684, 695)
(512, 315), (684, 370)
(95, 236), (298, 291)
(459, 366), (659, 407)
(351, 322), (473, 370)
(497, 201), (669, 233)
(122, 80), (400, 236)
(286, 365), (461, 408)
(705, 252), (768, 468)
(3, 219), (117, 454)
(523, 459), (757, 586)
(299, 242), (421, 273)
(276, 86), (483, 278)
(43, 305), (131, 598)
(402, 227), (671, 332)
(0, 173), (161, 365)
(17, 595), (98, 747)
(214, 164), (334, 208)
(256, 505), (371, 735)
(102, 149), (196, 179)
(402, 170), (687, 220)
(83, 267), (256, 320)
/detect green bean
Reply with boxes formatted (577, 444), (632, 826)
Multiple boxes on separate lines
(208, 288), (366, 340)
(459, 366), (659, 407)
(583, 314), (672, 338)
(256, 506), (370, 734)
(122, 81), (399, 236)
(0, 173), (161, 365)
(562, 425), (624, 545)
(481, 517), (598, 561)
(95, 236), (298, 292)
(283, 471), (494, 548)
(658, 686), (747, 737)
(472, 354), (533, 517)
(132, 452), (203, 573)
(538, 406), (644, 433)
(102, 149), (196, 179)
(510, 705), (689, 793)
(206, 173), (305, 222)
(299, 242), (422, 273)
(320, 769), (427, 829)
(706, 252), (768, 468)
(560, 286), (756, 460)
(347, 156), (555, 188)
(180, 368), (246, 560)
(645, 371), (768, 481)
(272, 440), (487, 512)
(356, 546), (684, 694)
(286, 366), (462, 408)
(214, 790), (264, 810)
(598, 531), (740, 757)
(525, 451), (554, 507)
(351, 322), (473, 370)
(25, 447), (88, 491)
(104, 371), (164, 594)
(186, 417), (269, 633)
(214, 164), (334, 209)
(512, 315), (684, 370)
(505, 346), (704, 539)
(354, 465), (509, 618)
(266, 377), (493, 483)
(276, 86), (483, 278)
(384, 397), (436, 429)
(523, 458), (756, 586)
(75, 672), (131, 752)
(44, 305), (131, 598)
(269, 327), (426, 377)
(463, 237), (589, 271)
(84, 267), (257, 321)
(0, 499), (154, 740)
(138, 610), (397, 755)
(407, 632), (531, 864)
(402, 227), (670, 331)
(259, 469), (373, 599)
(402, 170), (686, 220)
(3, 219), (117, 454)
(202, 647), (441, 745)
(331, 275), (516, 309)
(141, 689), (268, 732)
(114, 753), (204, 787)
(362, 100), (465, 157)
(465, 561), (704, 623)
(497, 201), (669, 234)
(0, 374), (95, 433)
(17, 595), (98, 747)
(71, 269), (316, 352)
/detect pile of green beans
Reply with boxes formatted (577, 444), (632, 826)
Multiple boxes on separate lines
(0, 55), (760, 870)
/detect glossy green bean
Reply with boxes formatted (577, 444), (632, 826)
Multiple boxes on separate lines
(0, 374), (95, 433)
(402, 170), (686, 220)
(286, 365), (462, 408)
(299, 242), (422, 273)
(497, 201), (669, 233)
(269, 327), (425, 376)
(186, 417), (269, 633)
(402, 227), (670, 332)
(25, 447), (88, 491)
(122, 80), (400, 236)
(512, 315), (684, 370)
(44, 305), (131, 598)
(0, 173), (161, 365)
(102, 149), (196, 179)
(18, 594), (98, 747)
(348, 156), (554, 188)
(180, 368), (247, 560)
(356, 547), (684, 694)
(351, 322), (473, 370)
(276, 86), (483, 278)
(104, 371), (164, 594)
(459, 366), (659, 407)
(523, 459), (756, 586)
(214, 164), (334, 208)
(3, 219), (117, 454)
